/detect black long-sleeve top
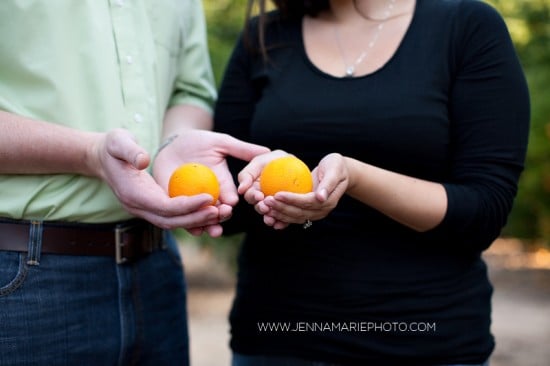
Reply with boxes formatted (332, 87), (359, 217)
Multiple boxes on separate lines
(214, 0), (530, 364)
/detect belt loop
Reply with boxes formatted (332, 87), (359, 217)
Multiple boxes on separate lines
(27, 220), (43, 266)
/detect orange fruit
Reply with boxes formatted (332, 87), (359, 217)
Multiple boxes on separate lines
(260, 156), (313, 196)
(168, 162), (220, 205)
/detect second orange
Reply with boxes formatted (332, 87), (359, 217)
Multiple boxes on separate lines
(260, 156), (313, 196)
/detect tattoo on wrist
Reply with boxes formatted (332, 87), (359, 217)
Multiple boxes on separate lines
(154, 134), (179, 160)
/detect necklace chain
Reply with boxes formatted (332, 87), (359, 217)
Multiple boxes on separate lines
(334, 0), (397, 77)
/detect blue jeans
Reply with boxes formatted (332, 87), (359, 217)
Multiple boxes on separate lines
(0, 230), (188, 366)
(232, 353), (490, 366)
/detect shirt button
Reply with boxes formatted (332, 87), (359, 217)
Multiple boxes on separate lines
(134, 113), (143, 123)
(126, 55), (133, 64)
(116, 0), (125, 7)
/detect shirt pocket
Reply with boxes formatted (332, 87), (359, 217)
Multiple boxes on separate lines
(144, 0), (183, 57)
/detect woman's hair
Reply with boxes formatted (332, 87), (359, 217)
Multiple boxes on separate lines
(268, 0), (330, 18)
(244, 0), (330, 60)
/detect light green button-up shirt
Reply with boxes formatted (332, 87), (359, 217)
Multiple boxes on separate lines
(0, 0), (216, 222)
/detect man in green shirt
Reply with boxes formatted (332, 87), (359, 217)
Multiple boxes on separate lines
(0, 1), (267, 365)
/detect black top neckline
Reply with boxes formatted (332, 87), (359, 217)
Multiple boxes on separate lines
(298, 0), (420, 80)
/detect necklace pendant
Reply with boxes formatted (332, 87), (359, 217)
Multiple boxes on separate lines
(334, 0), (397, 80)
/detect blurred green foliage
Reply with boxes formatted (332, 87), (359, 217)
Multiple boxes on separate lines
(204, 0), (248, 86)
(486, 0), (550, 245)
(196, 0), (550, 250)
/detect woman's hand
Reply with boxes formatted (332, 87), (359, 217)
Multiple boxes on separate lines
(237, 149), (291, 204)
(238, 152), (350, 229)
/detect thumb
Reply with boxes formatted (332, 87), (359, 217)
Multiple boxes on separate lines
(313, 166), (339, 203)
(106, 128), (150, 170)
(315, 187), (329, 203)
(237, 159), (264, 194)
(237, 150), (289, 193)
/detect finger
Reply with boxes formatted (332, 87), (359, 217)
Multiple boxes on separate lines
(137, 208), (219, 230)
(203, 224), (223, 238)
(218, 133), (270, 162)
(264, 216), (289, 230)
(265, 208), (308, 224)
(219, 215), (232, 224)
(268, 192), (317, 209)
(155, 194), (215, 217)
(128, 197), (220, 229)
(273, 221), (290, 230)
(218, 204), (233, 222)
(263, 215), (276, 226)
(263, 197), (313, 224)
(187, 227), (204, 236)
(243, 188), (256, 204)
(255, 201), (271, 215)
(243, 185), (264, 205)
(215, 166), (239, 206)
(115, 169), (218, 220)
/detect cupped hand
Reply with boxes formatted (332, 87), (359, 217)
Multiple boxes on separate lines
(88, 129), (224, 235)
(154, 130), (268, 204)
(240, 152), (351, 230)
(152, 129), (270, 235)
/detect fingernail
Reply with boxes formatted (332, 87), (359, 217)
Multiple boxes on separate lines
(220, 214), (232, 223)
(134, 153), (144, 167)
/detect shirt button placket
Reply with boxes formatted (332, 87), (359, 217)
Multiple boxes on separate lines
(134, 113), (143, 124)
(111, 0), (157, 150)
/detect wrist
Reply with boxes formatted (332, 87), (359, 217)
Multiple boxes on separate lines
(344, 156), (359, 195)
(82, 132), (107, 179)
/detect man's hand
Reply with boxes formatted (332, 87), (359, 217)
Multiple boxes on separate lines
(152, 129), (270, 236)
(89, 129), (226, 235)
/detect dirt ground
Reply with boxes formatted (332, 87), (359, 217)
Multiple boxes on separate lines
(181, 239), (550, 366)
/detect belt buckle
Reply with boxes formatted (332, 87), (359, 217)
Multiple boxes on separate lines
(115, 222), (136, 265)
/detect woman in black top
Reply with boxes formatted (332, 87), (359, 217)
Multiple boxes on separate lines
(214, 0), (530, 365)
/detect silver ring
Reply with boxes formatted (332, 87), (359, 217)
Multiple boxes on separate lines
(302, 219), (313, 229)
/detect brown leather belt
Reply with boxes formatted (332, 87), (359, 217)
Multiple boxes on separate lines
(0, 218), (164, 264)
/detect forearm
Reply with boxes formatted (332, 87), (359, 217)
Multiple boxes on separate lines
(0, 110), (101, 175)
(161, 104), (213, 140)
(344, 157), (447, 232)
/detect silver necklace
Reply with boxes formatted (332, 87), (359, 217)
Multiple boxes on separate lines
(334, 0), (397, 77)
